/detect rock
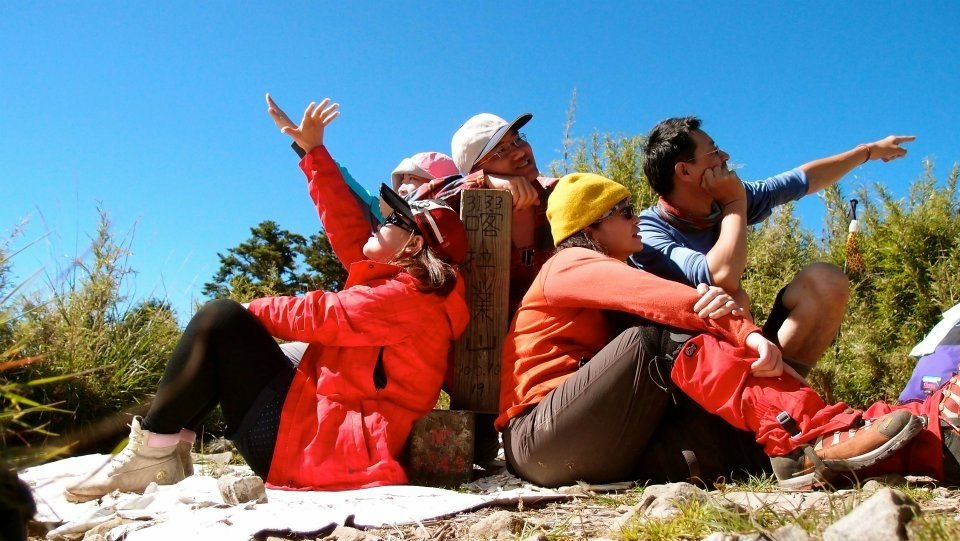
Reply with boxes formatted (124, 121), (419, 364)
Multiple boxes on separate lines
(217, 475), (267, 505)
(468, 510), (522, 539)
(863, 473), (908, 487)
(861, 479), (886, 496)
(638, 482), (708, 519)
(557, 484), (593, 496)
(932, 486), (952, 498)
(701, 533), (740, 541)
(721, 491), (830, 514)
(823, 487), (919, 541)
(769, 523), (812, 541)
(521, 534), (549, 541)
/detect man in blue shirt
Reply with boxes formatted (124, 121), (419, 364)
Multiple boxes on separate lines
(632, 116), (914, 374)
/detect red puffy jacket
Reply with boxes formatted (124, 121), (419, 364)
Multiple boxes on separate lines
(247, 146), (469, 490)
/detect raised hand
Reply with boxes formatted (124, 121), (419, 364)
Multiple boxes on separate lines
(865, 135), (916, 163)
(266, 93), (339, 153)
(266, 93), (297, 133)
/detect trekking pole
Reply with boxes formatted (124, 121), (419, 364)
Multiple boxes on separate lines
(844, 199), (864, 275)
(835, 199), (862, 360)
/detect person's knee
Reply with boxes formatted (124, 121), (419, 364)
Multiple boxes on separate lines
(790, 263), (850, 312)
(190, 298), (249, 332)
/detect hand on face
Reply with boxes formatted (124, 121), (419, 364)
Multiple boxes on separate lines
(866, 135), (916, 163)
(700, 164), (745, 207)
(476, 133), (540, 186)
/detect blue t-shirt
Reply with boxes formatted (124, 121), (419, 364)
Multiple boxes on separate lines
(630, 169), (808, 286)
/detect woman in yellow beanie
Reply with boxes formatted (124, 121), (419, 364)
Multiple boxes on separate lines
(495, 173), (928, 490)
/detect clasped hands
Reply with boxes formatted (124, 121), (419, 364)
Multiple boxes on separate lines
(693, 283), (798, 380)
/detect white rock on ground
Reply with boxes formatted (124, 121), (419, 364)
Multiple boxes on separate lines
(467, 509), (523, 539)
(822, 487), (919, 541)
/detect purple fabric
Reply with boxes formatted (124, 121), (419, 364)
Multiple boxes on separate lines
(900, 345), (960, 403)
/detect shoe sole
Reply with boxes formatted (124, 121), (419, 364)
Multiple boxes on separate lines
(63, 488), (105, 503)
(777, 414), (925, 490)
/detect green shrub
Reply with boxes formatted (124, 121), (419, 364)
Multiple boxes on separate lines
(2, 211), (181, 453)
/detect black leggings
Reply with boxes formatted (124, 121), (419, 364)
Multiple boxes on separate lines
(142, 299), (294, 475)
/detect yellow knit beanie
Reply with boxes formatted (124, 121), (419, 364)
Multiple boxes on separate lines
(547, 173), (631, 245)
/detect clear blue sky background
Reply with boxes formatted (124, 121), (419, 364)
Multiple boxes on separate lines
(2, 2), (958, 323)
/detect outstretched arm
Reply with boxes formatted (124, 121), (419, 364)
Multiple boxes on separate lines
(801, 135), (916, 194)
(266, 94), (371, 265)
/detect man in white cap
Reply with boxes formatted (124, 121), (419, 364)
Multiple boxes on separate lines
(451, 113), (558, 466)
(452, 113), (558, 316)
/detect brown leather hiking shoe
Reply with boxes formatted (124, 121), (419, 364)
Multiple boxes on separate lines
(772, 410), (923, 490)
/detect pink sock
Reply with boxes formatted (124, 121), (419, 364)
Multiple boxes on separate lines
(147, 431), (181, 448)
(178, 428), (196, 444)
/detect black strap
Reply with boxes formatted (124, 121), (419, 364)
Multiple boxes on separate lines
(681, 449), (701, 483)
(777, 411), (803, 438)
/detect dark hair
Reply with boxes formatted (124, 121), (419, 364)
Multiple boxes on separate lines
(555, 229), (607, 256)
(643, 116), (701, 196)
(397, 244), (459, 296)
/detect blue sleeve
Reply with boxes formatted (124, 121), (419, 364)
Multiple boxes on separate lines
(744, 168), (808, 225)
(630, 208), (713, 287)
(338, 164), (384, 225)
(291, 141), (384, 226)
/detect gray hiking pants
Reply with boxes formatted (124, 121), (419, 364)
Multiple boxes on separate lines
(503, 325), (678, 487)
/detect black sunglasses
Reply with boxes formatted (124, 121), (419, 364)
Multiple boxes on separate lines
(384, 212), (415, 232)
(592, 201), (636, 226)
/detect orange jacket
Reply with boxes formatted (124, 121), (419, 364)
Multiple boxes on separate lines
(248, 146), (469, 490)
(495, 247), (759, 430)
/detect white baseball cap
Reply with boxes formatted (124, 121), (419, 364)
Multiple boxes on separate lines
(451, 113), (532, 175)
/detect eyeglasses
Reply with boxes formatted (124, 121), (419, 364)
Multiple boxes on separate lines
(592, 201), (636, 226)
(684, 147), (723, 163)
(479, 132), (527, 164)
(384, 212), (414, 232)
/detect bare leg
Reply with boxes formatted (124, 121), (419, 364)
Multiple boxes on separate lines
(776, 263), (850, 367)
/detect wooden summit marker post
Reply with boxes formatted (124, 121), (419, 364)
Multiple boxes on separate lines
(453, 188), (511, 413)
(406, 187), (511, 486)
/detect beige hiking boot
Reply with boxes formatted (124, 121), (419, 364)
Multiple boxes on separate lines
(64, 416), (185, 503)
(178, 430), (196, 476)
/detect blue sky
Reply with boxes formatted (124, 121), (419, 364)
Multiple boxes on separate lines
(2, 2), (958, 322)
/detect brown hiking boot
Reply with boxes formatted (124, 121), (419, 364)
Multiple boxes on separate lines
(772, 410), (923, 490)
(64, 416), (186, 502)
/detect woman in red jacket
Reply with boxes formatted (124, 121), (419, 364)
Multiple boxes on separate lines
(66, 97), (469, 501)
(498, 172), (946, 490)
